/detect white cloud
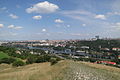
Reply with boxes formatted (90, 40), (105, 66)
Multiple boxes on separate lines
(67, 25), (70, 27)
(61, 10), (94, 16)
(0, 7), (7, 10)
(70, 33), (89, 36)
(111, 22), (120, 30)
(55, 19), (64, 23)
(71, 33), (82, 36)
(60, 10), (96, 24)
(14, 26), (23, 29)
(0, 7), (8, 13)
(42, 29), (46, 32)
(8, 25), (14, 29)
(0, 31), (18, 37)
(26, 1), (59, 14)
(116, 22), (120, 25)
(10, 32), (18, 36)
(9, 14), (18, 19)
(112, 0), (120, 13)
(8, 25), (23, 30)
(33, 15), (42, 20)
(95, 14), (106, 20)
(107, 12), (120, 16)
(82, 24), (86, 26)
(0, 24), (4, 28)
(61, 10), (110, 33)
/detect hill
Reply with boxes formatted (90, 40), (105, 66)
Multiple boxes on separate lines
(0, 60), (120, 80)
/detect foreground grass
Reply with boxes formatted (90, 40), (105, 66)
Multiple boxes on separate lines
(0, 60), (120, 80)
(55, 61), (120, 80)
(0, 61), (68, 80)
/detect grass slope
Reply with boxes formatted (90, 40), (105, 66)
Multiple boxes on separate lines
(0, 61), (68, 80)
(56, 61), (120, 80)
(0, 52), (9, 59)
(0, 60), (120, 80)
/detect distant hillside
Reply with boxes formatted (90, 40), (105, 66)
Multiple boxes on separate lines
(0, 60), (120, 80)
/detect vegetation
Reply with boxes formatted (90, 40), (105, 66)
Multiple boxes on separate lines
(53, 46), (65, 51)
(26, 54), (61, 65)
(26, 56), (37, 64)
(12, 60), (25, 67)
(73, 39), (120, 51)
(50, 58), (58, 65)
(0, 52), (9, 59)
(0, 46), (32, 59)
(0, 57), (16, 64)
(0, 46), (61, 67)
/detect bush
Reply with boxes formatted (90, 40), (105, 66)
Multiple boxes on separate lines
(43, 55), (51, 62)
(0, 57), (16, 64)
(89, 58), (97, 63)
(35, 55), (51, 63)
(35, 56), (45, 63)
(12, 60), (25, 67)
(26, 56), (37, 64)
(56, 57), (62, 61)
(50, 58), (58, 65)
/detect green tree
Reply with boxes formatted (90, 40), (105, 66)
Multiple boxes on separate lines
(50, 58), (58, 65)
(26, 56), (37, 64)
(0, 57), (16, 64)
(12, 60), (25, 67)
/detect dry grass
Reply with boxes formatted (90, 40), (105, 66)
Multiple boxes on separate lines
(80, 61), (120, 72)
(0, 61), (68, 80)
(0, 60), (120, 80)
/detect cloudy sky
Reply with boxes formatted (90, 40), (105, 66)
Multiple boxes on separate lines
(0, 0), (120, 40)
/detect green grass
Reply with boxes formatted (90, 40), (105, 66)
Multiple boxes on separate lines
(0, 52), (9, 59)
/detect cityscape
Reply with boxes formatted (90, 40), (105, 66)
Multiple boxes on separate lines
(0, 0), (120, 80)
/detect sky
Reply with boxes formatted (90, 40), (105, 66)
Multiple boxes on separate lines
(0, 0), (120, 40)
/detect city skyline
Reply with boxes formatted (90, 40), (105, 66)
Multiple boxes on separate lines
(0, 0), (120, 40)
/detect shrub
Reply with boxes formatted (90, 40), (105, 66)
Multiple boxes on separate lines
(89, 58), (97, 62)
(26, 56), (37, 64)
(35, 55), (51, 63)
(35, 56), (45, 63)
(56, 57), (62, 61)
(50, 58), (58, 65)
(0, 57), (16, 64)
(12, 60), (25, 67)
(43, 55), (51, 62)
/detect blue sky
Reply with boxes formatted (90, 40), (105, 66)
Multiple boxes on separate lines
(0, 0), (120, 40)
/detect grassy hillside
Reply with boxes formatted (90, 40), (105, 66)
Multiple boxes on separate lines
(0, 52), (9, 59)
(0, 61), (68, 80)
(0, 60), (120, 80)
